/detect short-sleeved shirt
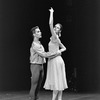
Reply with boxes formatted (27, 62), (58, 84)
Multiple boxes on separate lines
(30, 41), (46, 64)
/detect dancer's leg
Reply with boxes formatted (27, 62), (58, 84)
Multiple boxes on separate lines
(29, 64), (40, 100)
(58, 91), (63, 100)
(35, 67), (44, 99)
(52, 90), (58, 100)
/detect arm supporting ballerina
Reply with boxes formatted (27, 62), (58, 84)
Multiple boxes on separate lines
(33, 45), (61, 58)
(46, 51), (61, 59)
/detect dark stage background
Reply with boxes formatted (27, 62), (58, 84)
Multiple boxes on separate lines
(0, 0), (100, 93)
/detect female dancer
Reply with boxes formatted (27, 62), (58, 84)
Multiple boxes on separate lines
(44, 7), (68, 100)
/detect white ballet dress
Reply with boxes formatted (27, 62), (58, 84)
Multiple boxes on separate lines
(44, 37), (68, 90)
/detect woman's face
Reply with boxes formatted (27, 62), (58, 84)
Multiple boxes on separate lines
(54, 24), (61, 33)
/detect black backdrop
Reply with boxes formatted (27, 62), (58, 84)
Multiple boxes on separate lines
(0, 0), (100, 93)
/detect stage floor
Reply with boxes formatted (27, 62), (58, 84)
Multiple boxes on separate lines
(0, 91), (99, 100)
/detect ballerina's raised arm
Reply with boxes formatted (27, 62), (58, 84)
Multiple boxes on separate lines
(49, 7), (57, 38)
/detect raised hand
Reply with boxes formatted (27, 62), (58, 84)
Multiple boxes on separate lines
(49, 7), (54, 13)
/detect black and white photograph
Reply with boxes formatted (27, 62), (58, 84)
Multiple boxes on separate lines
(0, 0), (100, 100)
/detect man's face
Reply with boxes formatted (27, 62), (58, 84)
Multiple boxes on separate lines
(34, 28), (42, 38)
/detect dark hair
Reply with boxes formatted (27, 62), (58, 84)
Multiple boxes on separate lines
(30, 26), (39, 35)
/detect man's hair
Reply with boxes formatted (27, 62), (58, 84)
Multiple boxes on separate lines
(31, 26), (39, 34)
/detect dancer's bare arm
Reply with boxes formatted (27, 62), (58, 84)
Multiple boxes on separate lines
(49, 7), (57, 39)
(46, 51), (61, 58)
(58, 39), (66, 53)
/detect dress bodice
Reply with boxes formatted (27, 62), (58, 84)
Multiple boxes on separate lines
(48, 37), (59, 53)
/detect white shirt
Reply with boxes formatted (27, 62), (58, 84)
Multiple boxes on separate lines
(30, 41), (46, 64)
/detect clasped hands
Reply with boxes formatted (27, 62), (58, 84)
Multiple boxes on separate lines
(45, 50), (61, 59)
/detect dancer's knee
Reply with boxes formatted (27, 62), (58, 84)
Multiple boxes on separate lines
(31, 76), (39, 84)
(53, 90), (58, 95)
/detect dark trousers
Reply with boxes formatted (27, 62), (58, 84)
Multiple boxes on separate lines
(29, 64), (44, 100)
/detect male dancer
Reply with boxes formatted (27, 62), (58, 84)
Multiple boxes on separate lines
(29, 26), (60, 100)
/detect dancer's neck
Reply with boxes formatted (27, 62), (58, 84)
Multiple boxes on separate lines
(34, 37), (40, 44)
